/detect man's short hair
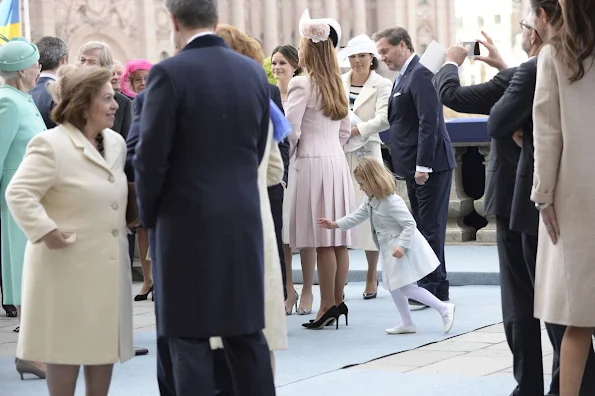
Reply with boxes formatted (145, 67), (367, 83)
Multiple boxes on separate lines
(36, 37), (69, 72)
(78, 41), (114, 69)
(165, 0), (218, 30)
(372, 27), (415, 52)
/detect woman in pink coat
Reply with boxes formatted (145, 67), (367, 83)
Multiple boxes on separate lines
(285, 10), (357, 329)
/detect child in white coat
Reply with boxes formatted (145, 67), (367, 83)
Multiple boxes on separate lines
(318, 158), (455, 334)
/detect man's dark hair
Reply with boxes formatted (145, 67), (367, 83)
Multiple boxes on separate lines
(165, 0), (218, 29)
(372, 27), (415, 52)
(36, 36), (69, 72)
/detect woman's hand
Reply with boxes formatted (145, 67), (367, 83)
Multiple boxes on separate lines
(392, 246), (405, 258)
(41, 229), (74, 249)
(317, 218), (338, 229)
(351, 126), (360, 137)
(541, 205), (560, 244)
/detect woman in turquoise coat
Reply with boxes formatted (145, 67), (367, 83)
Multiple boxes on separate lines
(0, 36), (46, 348)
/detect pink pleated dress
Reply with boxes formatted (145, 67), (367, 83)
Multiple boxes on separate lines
(284, 76), (357, 248)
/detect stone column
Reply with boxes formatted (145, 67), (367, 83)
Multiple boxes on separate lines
(475, 145), (497, 243)
(406, 0), (417, 47)
(352, 0), (367, 35)
(446, 146), (476, 242)
(281, 1), (293, 46)
(231, 0), (245, 30)
(324, 0), (339, 20)
(263, 0), (278, 54)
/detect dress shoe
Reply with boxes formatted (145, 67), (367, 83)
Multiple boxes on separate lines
(386, 324), (417, 335)
(135, 347), (149, 356)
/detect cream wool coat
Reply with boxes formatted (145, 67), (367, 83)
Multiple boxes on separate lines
(211, 122), (288, 351)
(341, 70), (391, 251)
(531, 45), (595, 327)
(5, 124), (134, 364)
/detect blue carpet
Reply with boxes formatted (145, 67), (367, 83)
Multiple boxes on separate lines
(0, 285), (502, 395)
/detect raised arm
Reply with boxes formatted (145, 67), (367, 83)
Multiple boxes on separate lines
(357, 77), (391, 138)
(285, 76), (308, 157)
(5, 135), (58, 243)
(531, 45), (562, 205)
(386, 195), (417, 249)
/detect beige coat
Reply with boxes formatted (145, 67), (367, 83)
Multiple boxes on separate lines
(342, 70), (392, 251)
(211, 122), (287, 351)
(5, 124), (134, 364)
(531, 44), (595, 327)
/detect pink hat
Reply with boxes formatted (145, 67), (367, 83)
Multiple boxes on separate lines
(121, 59), (153, 98)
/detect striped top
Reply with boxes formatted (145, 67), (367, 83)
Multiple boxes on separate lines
(348, 85), (363, 110)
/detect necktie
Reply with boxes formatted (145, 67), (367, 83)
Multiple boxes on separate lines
(393, 73), (402, 91)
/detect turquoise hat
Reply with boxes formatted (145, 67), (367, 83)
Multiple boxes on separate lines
(0, 35), (39, 72)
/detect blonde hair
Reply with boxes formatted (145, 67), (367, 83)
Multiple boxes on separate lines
(353, 157), (397, 200)
(216, 24), (264, 64)
(78, 41), (114, 69)
(299, 37), (348, 120)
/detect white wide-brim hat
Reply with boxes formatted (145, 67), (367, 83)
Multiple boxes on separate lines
(337, 34), (379, 60)
(298, 9), (342, 47)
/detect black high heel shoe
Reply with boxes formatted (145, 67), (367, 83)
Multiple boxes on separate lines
(134, 285), (154, 301)
(308, 302), (350, 327)
(337, 302), (349, 326)
(302, 306), (340, 330)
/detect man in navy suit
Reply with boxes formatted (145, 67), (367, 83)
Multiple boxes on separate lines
(374, 27), (456, 305)
(133, 0), (274, 394)
(29, 36), (68, 129)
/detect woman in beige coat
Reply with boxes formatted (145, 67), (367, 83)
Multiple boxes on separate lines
(530, 1), (595, 394)
(5, 66), (133, 395)
(339, 34), (392, 299)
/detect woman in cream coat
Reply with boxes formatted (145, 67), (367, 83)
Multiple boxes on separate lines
(210, 118), (288, 373)
(6, 67), (133, 394)
(339, 34), (392, 299)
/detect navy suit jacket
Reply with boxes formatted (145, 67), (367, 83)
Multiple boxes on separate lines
(29, 76), (57, 129)
(133, 34), (270, 338)
(388, 56), (456, 179)
(488, 58), (538, 235)
(125, 90), (144, 180)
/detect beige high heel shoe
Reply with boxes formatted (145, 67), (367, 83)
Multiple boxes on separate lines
(15, 358), (46, 380)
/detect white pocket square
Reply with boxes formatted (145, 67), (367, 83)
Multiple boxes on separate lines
(393, 92), (401, 97)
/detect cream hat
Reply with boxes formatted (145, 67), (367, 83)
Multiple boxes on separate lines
(337, 34), (379, 60)
(298, 9), (342, 47)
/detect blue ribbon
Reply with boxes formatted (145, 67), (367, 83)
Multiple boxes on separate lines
(270, 99), (291, 142)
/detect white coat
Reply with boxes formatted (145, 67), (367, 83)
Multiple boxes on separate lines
(5, 123), (134, 365)
(337, 194), (439, 290)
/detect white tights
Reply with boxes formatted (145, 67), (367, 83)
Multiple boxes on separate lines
(390, 284), (449, 326)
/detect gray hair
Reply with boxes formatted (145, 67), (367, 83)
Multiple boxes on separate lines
(36, 36), (69, 72)
(372, 27), (415, 52)
(0, 70), (19, 81)
(165, 0), (218, 29)
(78, 41), (114, 69)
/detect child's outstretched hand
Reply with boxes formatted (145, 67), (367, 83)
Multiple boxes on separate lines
(318, 218), (338, 229)
(392, 246), (405, 258)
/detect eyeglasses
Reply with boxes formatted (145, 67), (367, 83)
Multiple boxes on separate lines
(519, 19), (534, 31)
(519, 19), (542, 39)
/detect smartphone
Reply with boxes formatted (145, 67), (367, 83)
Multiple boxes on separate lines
(462, 41), (481, 57)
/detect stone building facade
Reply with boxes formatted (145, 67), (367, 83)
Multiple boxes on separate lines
(26, 0), (455, 64)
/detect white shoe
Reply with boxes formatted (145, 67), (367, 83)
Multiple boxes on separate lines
(442, 303), (456, 334)
(385, 324), (417, 335)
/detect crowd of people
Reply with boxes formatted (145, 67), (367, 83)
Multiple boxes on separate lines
(0, 0), (594, 395)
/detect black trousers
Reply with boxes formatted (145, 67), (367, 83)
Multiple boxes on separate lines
(497, 217), (595, 395)
(406, 169), (451, 298)
(268, 184), (287, 300)
(157, 332), (274, 396)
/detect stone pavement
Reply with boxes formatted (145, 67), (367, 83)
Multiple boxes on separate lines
(0, 283), (553, 396)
